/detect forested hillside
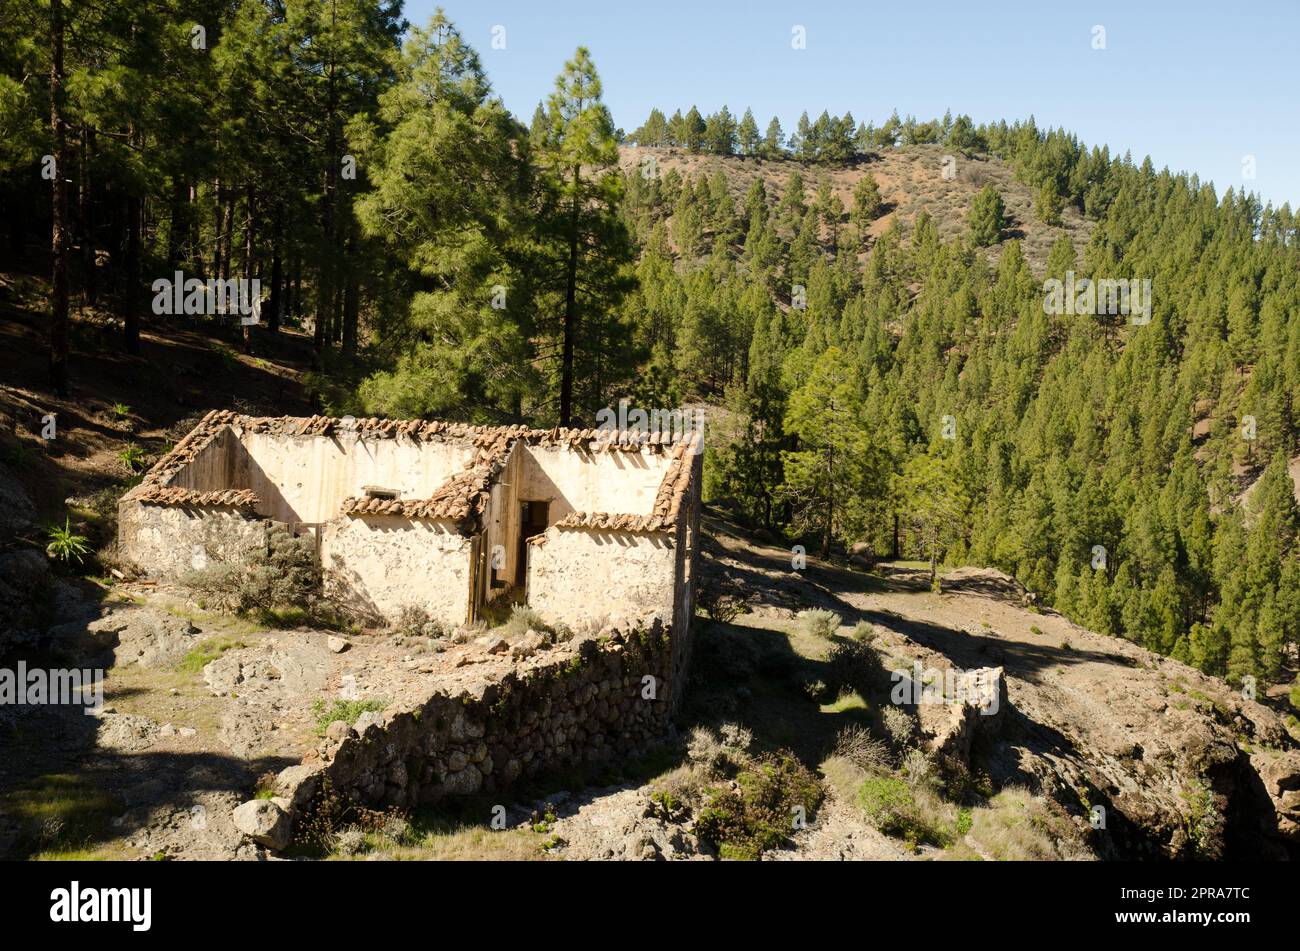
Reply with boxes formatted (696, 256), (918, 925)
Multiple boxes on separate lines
(3, 2), (1299, 691)
(625, 106), (1300, 690)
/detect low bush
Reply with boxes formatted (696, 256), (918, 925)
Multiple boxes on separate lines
(696, 574), (744, 622)
(832, 724), (892, 772)
(857, 775), (949, 849)
(498, 604), (553, 640)
(311, 698), (387, 736)
(796, 608), (841, 639)
(826, 638), (885, 697)
(695, 752), (824, 860)
(181, 526), (321, 621)
(880, 705), (916, 751)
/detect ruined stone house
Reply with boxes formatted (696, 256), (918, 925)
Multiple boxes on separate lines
(118, 411), (703, 637)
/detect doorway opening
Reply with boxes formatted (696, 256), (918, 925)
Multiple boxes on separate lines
(516, 500), (550, 589)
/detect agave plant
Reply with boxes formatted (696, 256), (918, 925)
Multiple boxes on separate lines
(118, 443), (147, 472)
(47, 518), (91, 565)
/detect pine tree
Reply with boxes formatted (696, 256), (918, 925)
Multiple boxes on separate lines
(899, 451), (970, 588)
(682, 105), (706, 152)
(850, 173), (883, 231)
(1036, 181), (1064, 225)
(968, 184), (1005, 246)
(737, 108), (760, 157)
(762, 116), (784, 157)
(351, 13), (531, 417)
(534, 47), (634, 424)
(781, 346), (881, 556)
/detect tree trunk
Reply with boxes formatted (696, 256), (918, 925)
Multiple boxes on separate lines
(166, 172), (187, 269)
(315, 46), (338, 356)
(290, 253), (301, 324)
(189, 183), (201, 272)
(48, 0), (70, 396)
(242, 193), (254, 353)
(268, 205), (282, 333)
(822, 445), (834, 558)
(559, 164), (580, 426)
(218, 196), (233, 282)
(124, 190), (141, 355)
(342, 229), (358, 356)
(79, 125), (96, 305)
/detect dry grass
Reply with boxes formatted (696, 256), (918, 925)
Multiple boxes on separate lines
(328, 823), (551, 861)
(961, 787), (1090, 860)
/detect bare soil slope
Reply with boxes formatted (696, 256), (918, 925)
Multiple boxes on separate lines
(619, 143), (1093, 272)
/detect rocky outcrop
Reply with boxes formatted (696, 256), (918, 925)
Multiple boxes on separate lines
(0, 549), (50, 651)
(923, 666), (1007, 764)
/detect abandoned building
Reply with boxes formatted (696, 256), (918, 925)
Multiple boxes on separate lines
(117, 411), (703, 635)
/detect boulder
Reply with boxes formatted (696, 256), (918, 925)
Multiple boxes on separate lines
(232, 799), (291, 851)
(327, 635), (350, 654)
(325, 719), (355, 744)
(275, 765), (321, 811)
(353, 710), (385, 735)
(511, 630), (546, 659)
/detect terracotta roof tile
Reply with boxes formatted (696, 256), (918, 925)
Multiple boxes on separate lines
(122, 413), (702, 533)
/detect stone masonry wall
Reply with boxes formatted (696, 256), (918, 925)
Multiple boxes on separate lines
(275, 619), (675, 838)
(319, 514), (472, 625)
(117, 500), (268, 580)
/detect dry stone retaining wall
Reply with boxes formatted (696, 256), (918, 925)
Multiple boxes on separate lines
(269, 618), (678, 844)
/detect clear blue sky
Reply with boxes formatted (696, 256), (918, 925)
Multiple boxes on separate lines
(407, 0), (1299, 210)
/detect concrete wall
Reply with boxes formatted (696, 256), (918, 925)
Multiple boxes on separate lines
(526, 526), (677, 628)
(234, 432), (476, 524)
(117, 500), (268, 580)
(320, 515), (471, 625)
(167, 428), (241, 492)
(517, 445), (670, 525)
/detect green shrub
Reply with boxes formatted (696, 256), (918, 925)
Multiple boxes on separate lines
(694, 752), (824, 860)
(1, 441), (37, 468)
(311, 698), (387, 736)
(857, 775), (948, 848)
(797, 608), (842, 639)
(1289, 675), (1300, 713)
